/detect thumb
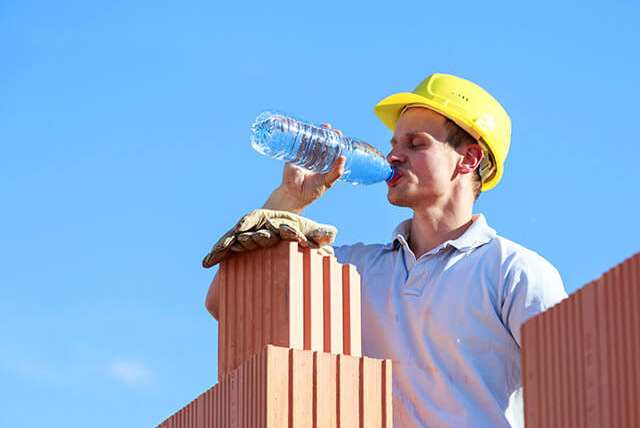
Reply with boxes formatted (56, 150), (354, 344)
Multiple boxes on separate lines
(324, 156), (345, 188)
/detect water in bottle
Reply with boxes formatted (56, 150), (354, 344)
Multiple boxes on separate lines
(250, 111), (397, 185)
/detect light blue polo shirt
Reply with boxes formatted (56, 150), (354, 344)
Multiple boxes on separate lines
(333, 214), (567, 428)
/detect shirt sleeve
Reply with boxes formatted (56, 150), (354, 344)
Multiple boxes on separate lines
(332, 243), (383, 278)
(500, 253), (568, 347)
(333, 244), (360, 265)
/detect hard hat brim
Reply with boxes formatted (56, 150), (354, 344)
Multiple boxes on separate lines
(374, 92), (502, 191)
(374, 92), (485, 138)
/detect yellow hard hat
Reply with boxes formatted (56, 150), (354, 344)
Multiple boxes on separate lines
(374, 73), (511, 191)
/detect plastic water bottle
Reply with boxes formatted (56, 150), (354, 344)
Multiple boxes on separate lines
(250, 111), (397, 185)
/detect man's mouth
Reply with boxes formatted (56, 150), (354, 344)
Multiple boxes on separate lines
(387, 169), (404, 187)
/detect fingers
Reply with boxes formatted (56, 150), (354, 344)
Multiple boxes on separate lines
(317, 245), (335, 257)
(252, 229), (280, 247)
(212, 230), (236, 252)
(202, 248), (231, 268)
(278, 224), (310, 247)
(235, 210), (265, 233)
(324, 155), (345, 188)
(306, 227), (336, 247)
(202, 227), (238, 267)
(203, 228), (283, 268)
(320, 123), (344, 137)
(237, 232), (260, 251)
(203, 211), (338, 269)
(237, 230), (281, 251)
(230, 242), (246, 252)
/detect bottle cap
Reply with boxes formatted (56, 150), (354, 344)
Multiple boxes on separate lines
(385, 166), (399, 184)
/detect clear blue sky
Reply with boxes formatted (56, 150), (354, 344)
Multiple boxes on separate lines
(1, 0), (638, 426)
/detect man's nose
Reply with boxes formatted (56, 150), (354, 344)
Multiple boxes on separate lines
(387, 149), (405, 165)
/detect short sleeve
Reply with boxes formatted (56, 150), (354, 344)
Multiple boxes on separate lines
(501, 254), (567, 347)
(332, 243), (383, 278)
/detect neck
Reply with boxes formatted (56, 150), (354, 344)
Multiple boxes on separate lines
(408, 191), (475, 258)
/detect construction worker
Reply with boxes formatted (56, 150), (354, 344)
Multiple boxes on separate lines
(204, 73), (567, 428)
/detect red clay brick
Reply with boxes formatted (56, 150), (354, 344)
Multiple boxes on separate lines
(522, 252), (640, 428)
(217, 243), (362, 378)
(159, 243), (386, 427)
(338, 353), (360, 427)
(303, 247), (324, 352)
(156, 346), (392, 428)
(323, 255), (343, 355)
(342, 264), (362, 356)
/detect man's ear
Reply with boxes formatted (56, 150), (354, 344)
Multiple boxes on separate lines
(457, 144), (484, 175)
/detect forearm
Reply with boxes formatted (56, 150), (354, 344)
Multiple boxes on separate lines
(205, 274), (221, 320)
(262, 156), (344, 214)
(206, 159), (343, 315)
(262, 187), (309, 214)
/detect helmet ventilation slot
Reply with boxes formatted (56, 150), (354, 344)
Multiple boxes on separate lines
(451, 91), (469, 102)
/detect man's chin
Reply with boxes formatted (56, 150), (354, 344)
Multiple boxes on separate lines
(387, 191), (411, 208)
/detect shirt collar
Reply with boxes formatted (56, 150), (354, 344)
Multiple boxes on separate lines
(381, 219), (411, 251)
(385, 214), (496, 253)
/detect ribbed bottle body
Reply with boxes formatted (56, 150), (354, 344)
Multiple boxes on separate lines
(251, 111), (394, 185)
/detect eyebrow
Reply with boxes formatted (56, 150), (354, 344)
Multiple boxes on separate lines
(390, 132), (424, 146)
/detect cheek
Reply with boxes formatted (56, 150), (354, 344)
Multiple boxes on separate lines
(413, 157), (445, 177)
(415, 155), (457, 184)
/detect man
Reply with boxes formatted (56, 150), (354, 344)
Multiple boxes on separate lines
(204, 73), (567, 427)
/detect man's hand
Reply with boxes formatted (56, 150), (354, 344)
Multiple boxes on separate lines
(202, 209), (337, 268)
(263, 124), (345, 214)
(203, 125), (344, 268)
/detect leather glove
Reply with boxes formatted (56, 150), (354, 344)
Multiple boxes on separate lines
(202, 209), (337, 268)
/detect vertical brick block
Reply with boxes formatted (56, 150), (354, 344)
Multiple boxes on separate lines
(338, 353), (360, 427)
(217, 242), (362, 378)
(265, 346), (289, 427)
(381, 359), (393, 428)
(522, 252), (640, 428)
(361, 357), (383, 427)
(156, 346), (392, 428)
(323, 255), (343, 354)
(627, 254), (640, 426)
(313, 351), (337, 427)
(217, 242), (304, 379)
(521, 316), (540, 427)
(303, 247), (325, 352)
(342, 264), (362, 356)
(159, 242), (388, 428)
(289, 349), (313, 427)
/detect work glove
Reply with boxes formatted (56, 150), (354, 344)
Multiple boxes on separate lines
(202, 209), (337, 268)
